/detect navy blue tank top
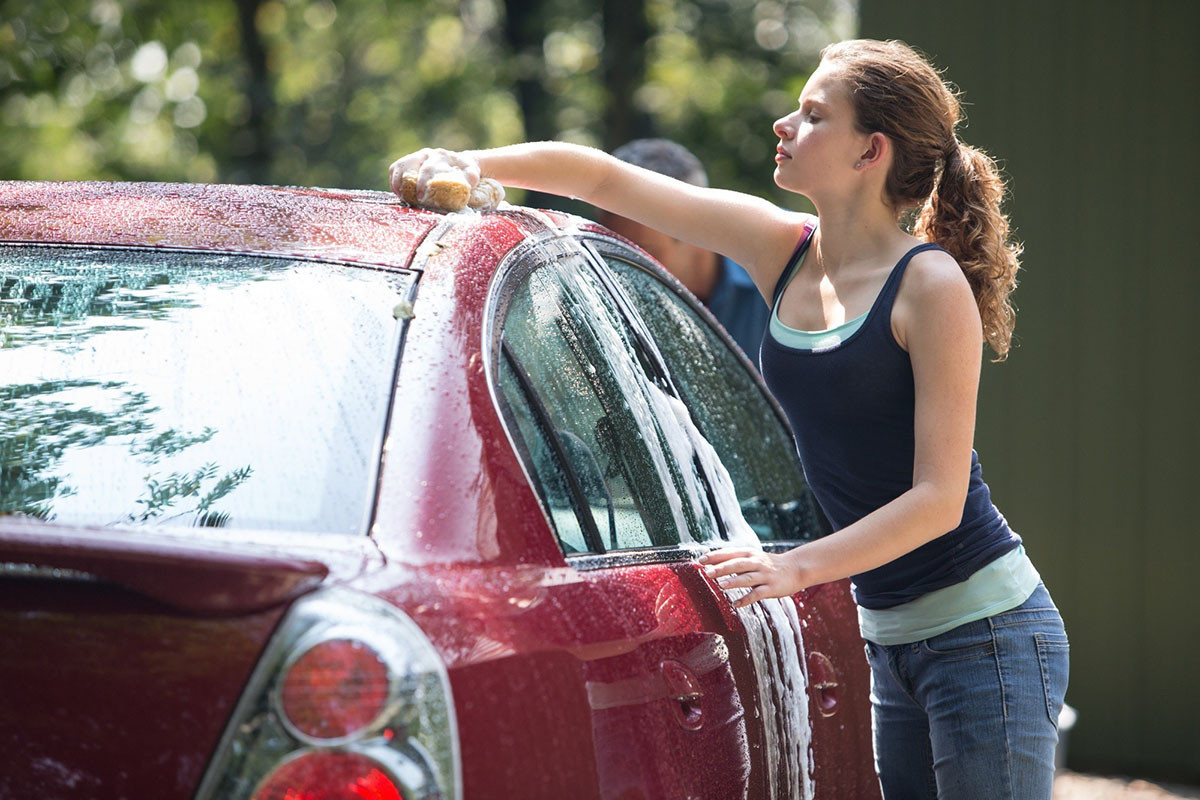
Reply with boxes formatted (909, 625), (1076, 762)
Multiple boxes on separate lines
(759, 225), (1020, 610)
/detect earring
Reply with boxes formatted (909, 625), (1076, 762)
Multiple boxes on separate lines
(855, 161), (866, 170)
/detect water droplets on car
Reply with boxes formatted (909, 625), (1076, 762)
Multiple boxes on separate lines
(663, 392), (815, 800)
(0, 245), (413, 534)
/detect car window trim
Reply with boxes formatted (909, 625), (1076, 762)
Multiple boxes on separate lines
(567, 544), (801, 571)
(565, 544), (706, 571)
(364, 266), (421, 539)
(499, 341), (608, 555)
(568, 542), (798, 572)
(0, 240), (421, 278)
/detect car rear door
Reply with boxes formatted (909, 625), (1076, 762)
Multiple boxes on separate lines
(592, 238), (881, 800)
(491, 234), (819, 799)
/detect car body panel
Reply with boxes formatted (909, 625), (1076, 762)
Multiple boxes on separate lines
(790, 577), (879, 798)
(0, 519), (339, 614)
(367, 213), (772, 797)
(368, 211), (563, 567)
(0, 577), (286, 798)
(378, 558), (771, 799)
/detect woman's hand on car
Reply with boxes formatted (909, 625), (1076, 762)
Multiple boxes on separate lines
(388, 148), (504, 212)
(389, 148), (478, 190)
(697, 546), (814, 609)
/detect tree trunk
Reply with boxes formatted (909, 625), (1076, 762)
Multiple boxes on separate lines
(232, 0), (272, 183)
(501, 0), (559, 208)
(601, 0), (651, 150)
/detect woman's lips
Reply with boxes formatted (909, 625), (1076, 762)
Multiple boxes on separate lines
(775, 145), (791, 162)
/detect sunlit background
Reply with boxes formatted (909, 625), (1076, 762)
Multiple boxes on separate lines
(0, 0), (853, 205)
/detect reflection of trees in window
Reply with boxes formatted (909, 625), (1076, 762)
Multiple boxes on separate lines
(0, 248), (274, 347)
(0, 249), (270, 527)
(129, 462), (254, 527)
(0, 378), (252, 527)
(1, 380), (156, 518)
(0, 252), (268, 351)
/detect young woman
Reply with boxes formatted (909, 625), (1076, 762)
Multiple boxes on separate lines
(389, 38), (1069, 800)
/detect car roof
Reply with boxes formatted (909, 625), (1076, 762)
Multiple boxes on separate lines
(0, 181), (634, 275)
(0, 181), (496, 270)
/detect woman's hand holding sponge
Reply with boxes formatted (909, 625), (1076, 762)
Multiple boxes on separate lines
(388, 148), (505, 212)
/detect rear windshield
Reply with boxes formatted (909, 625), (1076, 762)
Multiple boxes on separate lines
(0, 246), (413, 535)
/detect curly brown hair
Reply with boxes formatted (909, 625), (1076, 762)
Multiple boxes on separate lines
(820, 39), (1022, 360)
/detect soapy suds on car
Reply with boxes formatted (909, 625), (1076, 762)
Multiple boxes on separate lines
(666, 394), (815, 800)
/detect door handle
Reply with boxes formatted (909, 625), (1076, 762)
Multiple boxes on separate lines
(659, 659), (704, 731)
(807, 651), (840, 717)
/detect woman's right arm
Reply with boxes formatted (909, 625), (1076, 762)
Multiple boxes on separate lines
(389, 142), (810, 299)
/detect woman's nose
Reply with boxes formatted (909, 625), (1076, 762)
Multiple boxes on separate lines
(773, 115), (793, 140)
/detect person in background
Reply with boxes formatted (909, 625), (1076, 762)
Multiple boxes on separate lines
(599, 139), (769, 363)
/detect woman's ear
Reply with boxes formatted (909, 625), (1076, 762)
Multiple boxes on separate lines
(857, 132), (889, 170)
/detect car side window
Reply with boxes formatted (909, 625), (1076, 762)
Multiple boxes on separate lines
(496, 249), (720, 554)
(602, 251), (831, 543)
(495, 351), (592, 554)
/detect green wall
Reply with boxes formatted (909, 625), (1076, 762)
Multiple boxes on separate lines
(859, 0), (1200, 782)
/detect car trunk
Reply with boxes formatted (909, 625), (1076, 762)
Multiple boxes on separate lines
(0, 520), (358, 799)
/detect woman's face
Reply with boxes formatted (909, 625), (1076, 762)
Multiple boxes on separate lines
(772, 62), (868, 198)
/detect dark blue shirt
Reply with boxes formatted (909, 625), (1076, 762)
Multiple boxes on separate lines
(706, 256), (770, 368)
(759, 233), (1021, 609)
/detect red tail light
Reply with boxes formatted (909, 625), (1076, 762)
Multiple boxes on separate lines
(281, 639), (390, 741)
(197, 589), (460, 800)
(253, 751), (404, 800)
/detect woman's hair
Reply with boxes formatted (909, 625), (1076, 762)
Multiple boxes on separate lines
(819, 39), (1021, 360)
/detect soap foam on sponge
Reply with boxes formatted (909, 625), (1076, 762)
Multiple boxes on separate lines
(397, 152), (504, 213)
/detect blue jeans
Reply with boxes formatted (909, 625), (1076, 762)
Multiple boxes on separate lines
(865, 583), (1070, 800)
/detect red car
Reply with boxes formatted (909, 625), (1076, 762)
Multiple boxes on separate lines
(0, 182), (879, 800)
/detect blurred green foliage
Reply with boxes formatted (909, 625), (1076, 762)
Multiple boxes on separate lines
(0, 0), (854, 209)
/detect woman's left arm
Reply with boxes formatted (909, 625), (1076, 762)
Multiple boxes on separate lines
(699, 250), (983, 608)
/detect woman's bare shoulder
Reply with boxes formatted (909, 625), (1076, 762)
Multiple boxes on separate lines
(900, 245), (972, 297)
(893, 245), (979, 349)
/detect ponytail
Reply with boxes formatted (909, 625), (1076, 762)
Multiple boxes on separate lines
(914, 142), (1021, 360)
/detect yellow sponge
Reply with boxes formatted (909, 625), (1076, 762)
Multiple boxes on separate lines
(423, 175), (472, 211)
